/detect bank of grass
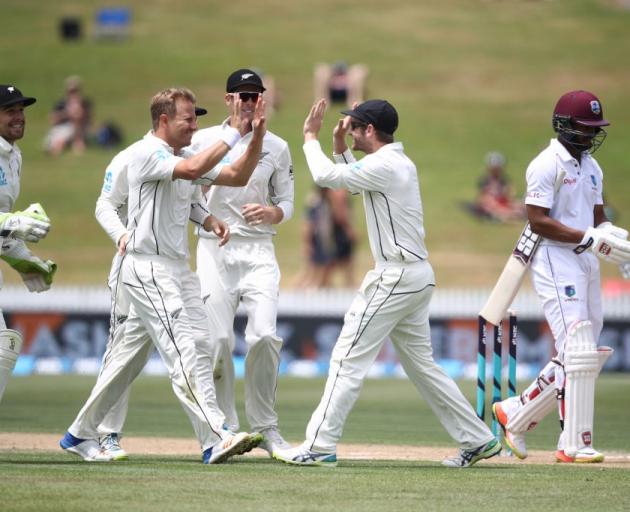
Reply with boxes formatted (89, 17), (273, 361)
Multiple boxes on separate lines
(2, 0), (630, 287)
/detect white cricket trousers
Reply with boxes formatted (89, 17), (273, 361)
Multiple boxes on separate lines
(305, 260), (494, 453)
(530, 245), (602, 358)
(196, 236), (282, 432)
(68, 254), (224, 451)
(95, 253), (217, 436)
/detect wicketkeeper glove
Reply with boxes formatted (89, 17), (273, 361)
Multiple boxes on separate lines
(0, 239), (57, 293)
(574, 226), (630, 264)
(0, 203), (51, 243)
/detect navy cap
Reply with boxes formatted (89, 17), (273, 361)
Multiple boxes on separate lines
(226, 69), (266, 93)
(0, 85), (36, 109)
(195, 106), (207, 116)
(341, 99), (398, 135)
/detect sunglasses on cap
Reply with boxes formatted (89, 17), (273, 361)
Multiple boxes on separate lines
(232, 92), (260, 102)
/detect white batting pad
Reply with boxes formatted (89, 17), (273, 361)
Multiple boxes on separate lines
(0, 329), (23, 403)
(507, 360), (558, 433)
(563, 321), (599, 458)
(507, 346), (613, 435)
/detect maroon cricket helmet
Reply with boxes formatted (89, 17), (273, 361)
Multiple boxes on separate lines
(553, 90), (609, 127)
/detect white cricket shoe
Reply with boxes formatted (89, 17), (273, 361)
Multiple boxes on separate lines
(99, 433), (128, 461)
(493, 400), (528, 459)
(555, 447), (604, 463)
(60, 432), (113, 462)
(202, 431), (263, 464)
(273, 443), (337, 467)
(441, 438), (502, 468)
(259, 427), (291, 457)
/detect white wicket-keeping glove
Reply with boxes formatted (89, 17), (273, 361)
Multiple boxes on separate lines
(0, 203), (50, 243)
(0, 239), (57, 292)
(574, 226), (630, 264)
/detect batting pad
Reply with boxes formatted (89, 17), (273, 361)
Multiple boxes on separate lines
(0, 329), (23, 403)
(507, 346), (613, 435)
(563, 321), (599, 458)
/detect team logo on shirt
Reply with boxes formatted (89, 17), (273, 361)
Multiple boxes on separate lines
(590, 101), (601, 115)
(102, 170), (113, 192)
(155, 150), (170, 161)
(590, 175), (597, 187)
(0, 166), (6, 186)
(564, 285), (576, 298)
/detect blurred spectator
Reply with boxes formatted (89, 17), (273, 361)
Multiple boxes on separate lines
(328, 188), (357, 287)
(313, 61), (369, 107)
(466, 151), (526, 222)
(294, 187), (358, 289)
(44, 75), (92, 156)
(294, 186), (335, 288)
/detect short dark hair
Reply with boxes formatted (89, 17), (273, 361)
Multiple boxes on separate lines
(150, 87), (196, 129)
(374, 129), (394, 144)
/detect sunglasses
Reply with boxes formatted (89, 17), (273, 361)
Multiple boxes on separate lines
(350, 121), (368, 130)
(234, 92), (260, 102)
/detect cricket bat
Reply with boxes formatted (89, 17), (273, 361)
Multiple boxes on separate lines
(479, 169), (566, 326)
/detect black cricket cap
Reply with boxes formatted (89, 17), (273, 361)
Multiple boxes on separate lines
(226, 69), (266, 93)
(195, 106), (208, 116)
(0, 85), (36, 109)
(341, 99), (398, 135)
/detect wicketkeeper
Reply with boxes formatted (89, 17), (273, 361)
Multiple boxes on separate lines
(0, 85), (55, 404)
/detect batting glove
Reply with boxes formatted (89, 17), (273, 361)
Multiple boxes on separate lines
(0, 203), (51, 243)
(597, 221), (629, 240)
(0, 239), (57, 293)
(575, 226), (630, 264)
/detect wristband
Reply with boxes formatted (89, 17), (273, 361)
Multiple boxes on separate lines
(220, 127), (241, 149)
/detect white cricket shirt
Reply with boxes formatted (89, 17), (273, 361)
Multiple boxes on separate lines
(0, 135), (22, 215)
(190, 121), (294, 239)
(303, 140), (428, 264)
(526, 138), (604, 248)
(125, 133), (220, 260)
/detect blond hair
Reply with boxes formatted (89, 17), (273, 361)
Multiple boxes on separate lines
(150, 87), (196, 129)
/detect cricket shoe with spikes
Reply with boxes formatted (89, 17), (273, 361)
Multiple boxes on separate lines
(99, 433), (128, 461)
(259, 427), (292, 457)
(493, 400), (528, 459)
(441, 438), (502, 468)
(555, 448), (604, 463)
(60, 432), (113, 462)
(273, 443), (337, 467)
(202, 431), (262, 464)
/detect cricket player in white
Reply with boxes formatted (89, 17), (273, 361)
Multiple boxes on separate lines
(493, 91), (630, 463)
(191, 69), (294, 456)
(60, 88), (267, 464)
(88, 107), (226, 460)
(0, 85), (54, 404)
(275, 99), (500, 468)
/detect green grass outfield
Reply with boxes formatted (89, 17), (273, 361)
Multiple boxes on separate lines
(3, 0), (630, 287)
(1, 375), (629, 511)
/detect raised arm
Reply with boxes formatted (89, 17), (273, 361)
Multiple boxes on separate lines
(213, 98), (267, 186)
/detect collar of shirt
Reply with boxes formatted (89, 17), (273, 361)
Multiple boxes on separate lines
(146, 130), (188, 156)
(0, 135), (15, 155)
(549, 137), (585, 164)
(375, 141), (404, 154)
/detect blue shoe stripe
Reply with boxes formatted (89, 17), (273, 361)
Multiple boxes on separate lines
(60, 432), (85, 449)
